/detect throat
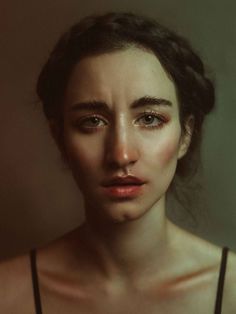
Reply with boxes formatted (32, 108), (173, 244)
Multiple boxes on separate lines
(78, 210), (170, 284)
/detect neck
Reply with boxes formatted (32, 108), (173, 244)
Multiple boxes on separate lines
(76, 196), (174, 286)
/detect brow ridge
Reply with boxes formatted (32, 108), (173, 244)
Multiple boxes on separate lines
(70, 95), (172, 113)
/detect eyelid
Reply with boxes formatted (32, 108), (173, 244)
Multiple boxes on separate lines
(74, 110), (169, 129)
(77, 110), (166, 121)
(137, 110), (167, 119)
(135, 110), (169, 123)
(77, 114), (107, 127)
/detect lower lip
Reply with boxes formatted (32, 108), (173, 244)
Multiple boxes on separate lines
(102, 184), (145, 198)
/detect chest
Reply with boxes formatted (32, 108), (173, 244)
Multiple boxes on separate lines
(39, 280), (219, 314)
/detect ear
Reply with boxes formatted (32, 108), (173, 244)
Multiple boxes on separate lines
(178, 115), (194, 160)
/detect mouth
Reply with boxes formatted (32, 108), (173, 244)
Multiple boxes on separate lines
(101, 183), (146, 198)
(102, 175), (146, 187)
(108, 182), (143, 187)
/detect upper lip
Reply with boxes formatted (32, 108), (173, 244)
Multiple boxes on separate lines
(102, 175), (146, 187)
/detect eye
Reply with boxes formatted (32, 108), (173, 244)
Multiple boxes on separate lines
(75, 115), (107, 130)
(136, 111), (167, 129)
(73, 111), (168, 132)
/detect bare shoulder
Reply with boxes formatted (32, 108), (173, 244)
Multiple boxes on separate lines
(0, 253), (30, 290)
(185, 239), (236, 313)
(221, 249), (236, 313)
(170, 222), (223, 267)
(226, 248), (236, 276)
(0, 253), (34, 313)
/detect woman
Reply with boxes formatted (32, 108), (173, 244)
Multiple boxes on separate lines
(1, 11), (235, 314)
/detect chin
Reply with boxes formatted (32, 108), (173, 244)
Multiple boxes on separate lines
(83, 186), (164, 225)
(100, 202), (151, 224)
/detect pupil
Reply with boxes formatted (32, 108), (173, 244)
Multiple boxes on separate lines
(145, 115), (153, 123)
(92, 117), (99, 124)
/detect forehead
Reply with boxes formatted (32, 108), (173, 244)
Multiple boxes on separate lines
(64, 47), (178, 109)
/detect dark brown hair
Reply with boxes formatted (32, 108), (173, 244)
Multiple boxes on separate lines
(37, 11), (215, 180)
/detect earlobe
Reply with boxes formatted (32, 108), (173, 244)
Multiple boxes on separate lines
(178, 115), (194, 160)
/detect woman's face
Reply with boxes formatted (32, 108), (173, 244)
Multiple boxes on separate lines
(60, 47), (190, 223)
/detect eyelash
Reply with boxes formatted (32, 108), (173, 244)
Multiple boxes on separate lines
(75, 110), (168, 132)
(138, 110), (168, 128)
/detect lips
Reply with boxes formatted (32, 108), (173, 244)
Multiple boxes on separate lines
(102, 175), (146, 187)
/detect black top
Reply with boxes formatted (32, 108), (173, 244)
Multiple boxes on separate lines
(30, 246), (229, 314)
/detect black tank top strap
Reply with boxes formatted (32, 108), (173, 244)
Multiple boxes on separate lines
(29, 246), (229, 314)
(214, 246), (229, 314)
(30, 249), (43, 314)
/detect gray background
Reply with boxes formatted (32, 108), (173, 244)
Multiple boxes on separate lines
(0, 0), (235, 259)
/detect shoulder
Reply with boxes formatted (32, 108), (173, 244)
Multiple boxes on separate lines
(173, 228), (236, 312)
(0, 253), (30, 290)
(170, 223), (223, 269)
(0, 252), (34, 312)
(222, 249), (236, 313)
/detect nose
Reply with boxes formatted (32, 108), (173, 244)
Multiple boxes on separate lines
(104, 122), (139, 170)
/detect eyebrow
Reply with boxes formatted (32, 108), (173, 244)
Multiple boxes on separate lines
(69, 96), (172, 113)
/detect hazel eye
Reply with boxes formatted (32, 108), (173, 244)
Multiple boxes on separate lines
(136, 112), (166, 128)
(79, 116), (106, 128)
(142, 114), (157, 124)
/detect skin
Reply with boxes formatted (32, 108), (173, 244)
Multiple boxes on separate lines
(61, 47), (189, 227)
(1, 47), (236, 314)
(54, 47), (193, 287)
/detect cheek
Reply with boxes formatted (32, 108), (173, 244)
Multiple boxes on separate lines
(147, 132), (181, 193)
(158, 136), (180, 165)
(148, 124), (181, 167)
(63, 133), (103, 178)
